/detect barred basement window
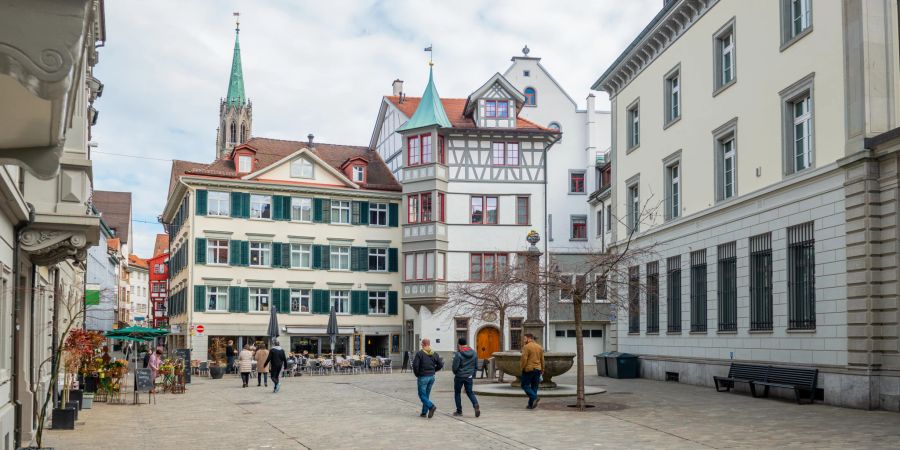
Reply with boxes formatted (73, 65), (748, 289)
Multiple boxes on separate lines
(509, 318), (523, 351)
(667, 256), (682, 333)
(749, 233), (773, 331)
(788, 222), (816, 330)
(690, 249), (707, 333)
(717, 242), (737, 332)
(628, 266), (640, 334)
(646, 262), (660, 333)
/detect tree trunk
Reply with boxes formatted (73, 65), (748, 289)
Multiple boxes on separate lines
(573, 291), (585, 410)
(498, 309), (506, 382)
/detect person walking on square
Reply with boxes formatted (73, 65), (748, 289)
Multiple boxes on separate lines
(520, 333), (545, 409)
(148, 349), (162, 394)
(264, 339), (288, 393)
(225, 340), (236, 374)
(452, 338), (480, 417)
(255, 344), (270, 387)
(238, 344), (253, 388)
(412, 338), (443, 418)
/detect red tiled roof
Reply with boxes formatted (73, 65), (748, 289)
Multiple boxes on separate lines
(171, 137), (401, 193)
(107, 238), (120, 252)
(128, 254), (148, 269)
(153, 234), (169, 257)
(93, 191), (132, 244)
(386, 96), (552, 131)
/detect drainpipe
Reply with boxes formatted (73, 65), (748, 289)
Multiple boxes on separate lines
(12, 204), (33, 448)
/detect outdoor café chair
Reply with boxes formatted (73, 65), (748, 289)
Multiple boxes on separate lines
(382, 358), (392, 374)
(198, 361), (209, 377)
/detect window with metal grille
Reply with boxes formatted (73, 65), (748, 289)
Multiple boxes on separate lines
(690, 250), (707, 332)
(749, 233), (773, 331)
(788, 222), (816, 329)
(717, 242), (737, 332)
(646, 262), (659, 333)
(667, 256), (682, 333)
(509, 318), (523, 351)
(455, 318), (470, 343)
(628, 266), (640, 334)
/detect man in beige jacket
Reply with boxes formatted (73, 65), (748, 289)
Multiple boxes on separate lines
(519, 333), (545, 409)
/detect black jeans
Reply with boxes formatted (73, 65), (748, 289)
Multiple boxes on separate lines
(454, 377), (478, 412)
(270, 367), (282, 385)
(226, 356), (235, 373)
(240, 372), (250, 385)
(258, 372), (268, 385)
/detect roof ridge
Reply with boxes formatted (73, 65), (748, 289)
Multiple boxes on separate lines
(248, 136), (369, 150)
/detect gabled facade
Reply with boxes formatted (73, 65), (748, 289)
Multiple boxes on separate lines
(376, 66), (559, 358)
(594, 0), (900, 410)
(147, 234), (170, 329)
(162, 137), (404, 359)
(127, 254), (150, 324)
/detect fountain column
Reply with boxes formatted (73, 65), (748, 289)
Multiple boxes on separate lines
(523, 231), (545, 346)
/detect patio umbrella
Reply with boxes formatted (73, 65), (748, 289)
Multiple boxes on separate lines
(104, 327), (170, 403)
(326, 305), (338, 362)
(267, 305), (279, 345)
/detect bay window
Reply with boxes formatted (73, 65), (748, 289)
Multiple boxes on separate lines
(404, 251), (445, 280)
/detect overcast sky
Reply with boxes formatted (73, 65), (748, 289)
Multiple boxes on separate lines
(92, 0), (661, 257)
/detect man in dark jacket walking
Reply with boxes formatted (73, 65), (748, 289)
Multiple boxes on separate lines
(225, 340), (236, 374)
(412, 338), (443, 418)
(264, 339), (288, 393)
(451, 338), (480, 417)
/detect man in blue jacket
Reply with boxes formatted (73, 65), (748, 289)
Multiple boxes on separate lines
(451, 338), (480, 417)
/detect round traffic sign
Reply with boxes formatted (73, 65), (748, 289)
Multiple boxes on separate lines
(196, 325), (205, 334)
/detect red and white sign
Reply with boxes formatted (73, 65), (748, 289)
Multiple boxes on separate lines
(196, 325), (205, 334)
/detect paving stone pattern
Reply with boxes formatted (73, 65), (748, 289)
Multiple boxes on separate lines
(46, 371), (900, 449)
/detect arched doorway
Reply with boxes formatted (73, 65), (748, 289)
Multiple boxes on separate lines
(476, 326), (500, 360)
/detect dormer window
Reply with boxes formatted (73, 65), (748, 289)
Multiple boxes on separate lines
(524, 87), (537, 106)
(238, 155), (252, 173)
(352, 166), (365, 182)
(291, 158), (314, 179)
(485, 100), (509, 118)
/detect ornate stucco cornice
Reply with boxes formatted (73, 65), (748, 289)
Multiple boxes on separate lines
(20, 229), (89, 266)
(591, 0), (718, 98)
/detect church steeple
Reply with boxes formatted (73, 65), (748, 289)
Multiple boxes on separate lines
(216, 13), (252, 160)
(398, 65), (451, 132)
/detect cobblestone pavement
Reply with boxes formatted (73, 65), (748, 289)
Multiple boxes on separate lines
(46, 370), (900, 449)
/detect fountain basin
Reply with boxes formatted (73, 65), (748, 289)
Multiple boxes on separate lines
(492, 351), (576, 389)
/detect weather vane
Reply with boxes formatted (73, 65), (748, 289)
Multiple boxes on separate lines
(233, 11), (240, 32)
(424, 44), (433, 66)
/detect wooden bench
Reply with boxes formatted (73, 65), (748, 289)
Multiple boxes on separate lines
(750, 366), (818, 404)
(713, 363), (769, 392)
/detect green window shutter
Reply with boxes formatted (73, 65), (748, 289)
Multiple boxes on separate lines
(359, 201), (369, 225)
(388, 203), (399, 227)
(195, 238), (207, 264)
(240, 287), (250, 312)
(272, 196), (285, 220)
(310, 290), (320, 313)
(229, 240), (241, 266)
(230, 192), (242, 218)
(272, 242), (282, 268)
(272, 289), (282, 313)
(312, 245), (322, 269)
(241, 193), (251, 218)
(196, 190), (208, 216)
(282, 196), (292, 220)
(388, 291), (399, 315)
(194, 285), (206, 312)
(228, 287), (241, 312)
(321, 245), (330, 270)
(281, 288), (292, 313)
(313, 198), (323, 222)
(350, 247), (365, 271)
(240, 241), (250, 266)
(350, 291), (363, 315)
(351, 201), (361, 225)
(388, 248), (398, 273)
(280, 244), (291, 268)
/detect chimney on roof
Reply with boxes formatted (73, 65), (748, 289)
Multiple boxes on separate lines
(392, 79), (403, 97)
(307, 133), (315, 148)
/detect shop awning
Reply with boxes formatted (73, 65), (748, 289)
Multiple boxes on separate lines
(285, 326), (355, 335)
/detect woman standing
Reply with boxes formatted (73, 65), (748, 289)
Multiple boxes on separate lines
(148, 349), (162, 393)
(238, 344), (254, 388)
(254, 344), (269, 387)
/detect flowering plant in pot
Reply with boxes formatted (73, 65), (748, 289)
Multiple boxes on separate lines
(207, 337), (227, 379)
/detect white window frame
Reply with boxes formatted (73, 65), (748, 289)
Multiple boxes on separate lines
(369, 202), (388, 226)
(780, 74), (815, 176)
(331, 200), (351, 224)
(352, 166), (365, 182)
(781, 0), (812, 48)
(290, 243), (311, 269)
(664, 64), (681, 127)
(331, 246), (351, 271)
(291, 158), (314, 179)
(713, 19), (737, 95)
(330, 290), (350, 315)
(792, 95), (813, 172)
(665, 161), (680, 221)
(249, 194), (271, 219)
(207, 286), (228, 311)
(291, 197), (312, 222)
(238, 155), (252, 173)
(368, 291), (387, 315)
(207, 191), (230, 216)
(368, 247), (387, 272)
(626, 177), (640, 233)
(627, 99), (640, 150)
(249, 241), (272, 267)
(206, 239), (229, 265)
(290, 288), (311, 313)
(722, 139), (736, 199)
(249, 288), (270, 312)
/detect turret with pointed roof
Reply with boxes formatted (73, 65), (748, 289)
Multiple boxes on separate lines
(397, 66), (451, 132)
(215, 17), (253, 160)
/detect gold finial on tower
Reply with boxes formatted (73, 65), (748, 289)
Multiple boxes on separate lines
(424, 44), (433, 66)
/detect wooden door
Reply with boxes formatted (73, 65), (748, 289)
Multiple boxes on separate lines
(476, 327), (500, 360)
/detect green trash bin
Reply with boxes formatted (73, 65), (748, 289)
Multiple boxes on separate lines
(604, 351), (622, 378)
(610, 353), (639, 379)
(595, 352), (612, 377)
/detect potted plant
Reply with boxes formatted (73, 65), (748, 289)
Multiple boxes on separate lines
(208, 337), (226, 379)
